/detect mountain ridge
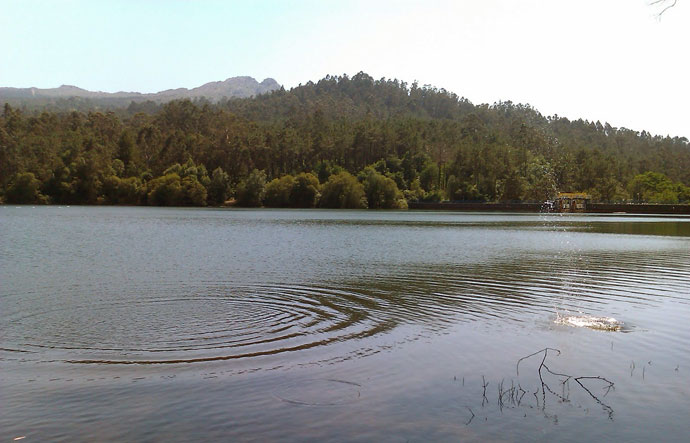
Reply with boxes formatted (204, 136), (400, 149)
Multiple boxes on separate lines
(0, 76), (281, 104)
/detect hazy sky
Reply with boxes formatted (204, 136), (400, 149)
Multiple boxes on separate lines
(1, 0), (688, 137)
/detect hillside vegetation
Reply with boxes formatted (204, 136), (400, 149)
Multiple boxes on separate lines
(2, 72), (689, 207)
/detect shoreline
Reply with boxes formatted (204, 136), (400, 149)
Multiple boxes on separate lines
(3, 202), (690, 215)
(408, 201), (690, 215)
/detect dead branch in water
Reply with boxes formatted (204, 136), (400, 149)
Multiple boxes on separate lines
(464, 406), (475, 425)
(516, 348), (615, 419)
(516, 347), (561, 376)
(651, 0), (678, 17)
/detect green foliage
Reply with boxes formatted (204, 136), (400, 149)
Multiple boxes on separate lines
(589, 177), (629, 203)
(111, 159), (125, 177)
(314, 160), (343, 184)
(319, 172), (367, 209)
(102, 175), (143, 205)
(630, 171), (689, 204)
(522, 156), (557, 202)
(146, 173), (206, 206)
(360, 167), (404, 209)
(164, 158), (210, 186)
(181, 176), (207, 206)
(263, 174), (295, 207)
(5, 172), (49, 204)
(1, 74), (689, 207)
(207, 167), (231, 205)
(445, 175), (459, 200)
(147, 173), (183, 206)
(497, 170), (526, 202)
(290, 172), (320, 208)
(236, 169), (266, 207)
(420, 189), (444, 202)
(263, 172), (320, 207)
(419, 163), (439, 192)
(117, 130), (137, 167)
(453, 180), (484, 201)
(404, 178), (425, 202)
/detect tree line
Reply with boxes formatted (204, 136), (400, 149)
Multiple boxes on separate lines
(2, 72), (689, 206)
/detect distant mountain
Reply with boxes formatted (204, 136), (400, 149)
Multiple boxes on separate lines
(0, 76), (281, 108)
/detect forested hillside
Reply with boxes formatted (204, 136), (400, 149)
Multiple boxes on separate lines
(2, 72), (689, 207)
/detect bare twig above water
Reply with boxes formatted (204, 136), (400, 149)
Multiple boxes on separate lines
(516, 348), (615, 419)
(465, 406), (475, 425)
(517, 384), (527, 406)
(574, 377), (614, 417)
(516, 347), (561, 376)
(651, 0), (678, 17)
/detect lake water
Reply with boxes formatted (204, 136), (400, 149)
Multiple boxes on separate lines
(1, 207), (689, 442)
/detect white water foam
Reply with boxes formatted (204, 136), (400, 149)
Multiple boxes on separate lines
(555, 312), (623, 331)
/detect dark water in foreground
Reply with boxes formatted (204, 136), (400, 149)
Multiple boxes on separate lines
(1, 207), (689, 442)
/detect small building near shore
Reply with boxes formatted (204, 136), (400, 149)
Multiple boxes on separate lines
(555, 192), (590, 213)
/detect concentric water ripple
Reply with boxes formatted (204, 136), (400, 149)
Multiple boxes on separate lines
(3, 247), (689, 366)
(1, 283), (400, 364)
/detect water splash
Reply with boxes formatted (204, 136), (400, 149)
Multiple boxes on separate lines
(555, 312), (623, 331)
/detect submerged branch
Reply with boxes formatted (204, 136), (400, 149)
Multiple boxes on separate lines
(515, 348), (616, 419)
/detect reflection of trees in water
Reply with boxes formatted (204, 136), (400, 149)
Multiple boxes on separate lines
(581, 221), (690, 237)
(341, 248), (689, 331)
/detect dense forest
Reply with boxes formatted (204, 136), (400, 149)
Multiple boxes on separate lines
(2, 72), (689, 208)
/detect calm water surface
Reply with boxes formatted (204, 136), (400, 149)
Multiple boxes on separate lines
(1, 207), (689, 441)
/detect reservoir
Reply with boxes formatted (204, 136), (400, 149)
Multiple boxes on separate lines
(1, 207), (689, 441)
